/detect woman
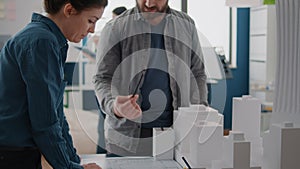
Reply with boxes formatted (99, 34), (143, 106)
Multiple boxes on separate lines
(0, 0), (107, 168)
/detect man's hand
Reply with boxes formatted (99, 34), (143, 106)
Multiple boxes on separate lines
(113, 95), (142, 120)
(82, 163), (102, 169)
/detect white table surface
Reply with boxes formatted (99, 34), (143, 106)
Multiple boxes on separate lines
(80, 154), (183, 169)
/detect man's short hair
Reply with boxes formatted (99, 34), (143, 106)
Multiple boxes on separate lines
(112, 6), (127, 16)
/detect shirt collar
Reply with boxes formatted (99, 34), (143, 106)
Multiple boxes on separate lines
(31, 13), (68, 48)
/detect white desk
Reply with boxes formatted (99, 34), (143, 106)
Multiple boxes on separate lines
(80, 154), (183, 169)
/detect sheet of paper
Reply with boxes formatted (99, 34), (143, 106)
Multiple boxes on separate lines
(80, 155), (183, 169)
(105, 158), (182, 169)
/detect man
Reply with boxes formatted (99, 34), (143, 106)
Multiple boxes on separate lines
(112, 6), (127, 19)
(94, 0), (208, 156)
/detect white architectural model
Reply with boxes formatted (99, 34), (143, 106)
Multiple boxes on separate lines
(173, 105), (223, 169)
(211, 131), (261, 169)
(153, 127), (175, 160)
(262, 122), (300, 169)
(172, 96), (300, 169)
(190, 120), (223, 168)
(262, 1), (300, 169)
(232, 95), (261, 140)
(272, 0), (300, 126)
(232, 95), (263, 166)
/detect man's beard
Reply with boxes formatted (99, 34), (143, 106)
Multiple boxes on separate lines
(137, 1), (168, 20)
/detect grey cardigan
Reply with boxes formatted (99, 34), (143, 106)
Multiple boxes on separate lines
(93, 6), (208, 152)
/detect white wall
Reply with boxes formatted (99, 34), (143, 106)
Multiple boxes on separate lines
(0, 1), (234, 65)
(188, 0), (235, 65)
(0, 0), (43, 36)
(0, 0), (181, 36)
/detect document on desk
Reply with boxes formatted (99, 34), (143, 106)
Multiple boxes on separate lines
(105, 158), (182, 169)
(80, 155), (183, 169)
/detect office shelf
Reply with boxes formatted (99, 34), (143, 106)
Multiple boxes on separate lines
(249, 5), (277, 103)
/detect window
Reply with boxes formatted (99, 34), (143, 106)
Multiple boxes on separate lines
(188, 0), (237, 67)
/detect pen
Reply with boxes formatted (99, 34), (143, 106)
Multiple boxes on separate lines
(182, 156), (192, 169)
(131, 70), (145, 98)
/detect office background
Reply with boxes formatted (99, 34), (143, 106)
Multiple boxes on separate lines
(0, 0), (251, 130)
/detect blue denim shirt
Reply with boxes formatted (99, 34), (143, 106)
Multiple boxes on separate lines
(0, 13), (82, 169)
